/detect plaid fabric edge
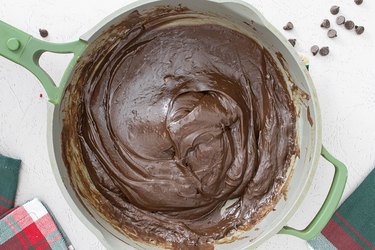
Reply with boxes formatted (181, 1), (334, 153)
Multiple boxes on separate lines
(0, 199), (70, 250)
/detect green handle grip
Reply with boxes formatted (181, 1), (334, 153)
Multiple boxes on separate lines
(279, 145), (348, 240)
(0, 20), (87, 104)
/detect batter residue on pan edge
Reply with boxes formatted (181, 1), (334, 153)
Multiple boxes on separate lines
(65, 9), (297, 249)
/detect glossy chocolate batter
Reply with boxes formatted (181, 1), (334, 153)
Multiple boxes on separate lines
(74, 11), (296, 249)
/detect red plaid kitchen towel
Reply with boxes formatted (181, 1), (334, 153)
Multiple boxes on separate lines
(0, 198), (73, 250)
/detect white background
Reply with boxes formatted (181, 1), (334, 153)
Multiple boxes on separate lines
(0, 0), (374, 249)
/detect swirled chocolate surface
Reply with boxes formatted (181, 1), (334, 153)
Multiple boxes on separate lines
(75, 11), (296, 249)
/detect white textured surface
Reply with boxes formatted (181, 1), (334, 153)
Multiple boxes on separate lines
(0, 0), (374, 249)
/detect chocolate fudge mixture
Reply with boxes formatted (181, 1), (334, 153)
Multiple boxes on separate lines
(68, 10), (297, 249)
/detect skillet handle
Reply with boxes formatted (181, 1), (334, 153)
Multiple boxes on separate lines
(279, 146), (348, 240)
(0, 20), (87, 104)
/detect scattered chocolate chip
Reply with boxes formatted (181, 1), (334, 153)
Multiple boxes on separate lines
(344, 20), (355, 30)
(330, 5), (340, 15)
(288, 39), (296, 47)
(354, 0), (363, 5)
(355, 25), (365, 34)
(320, 19), (331, 28)
(283, 22), (294, 30)
(336, 16), (346, 25)
(328, 29), (337, 38)
(311, 45), (319, 56)
(39, 28), (49, 38)
(319, 46), (330, 56)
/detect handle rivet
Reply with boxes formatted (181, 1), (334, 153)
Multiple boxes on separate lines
(7, 38), (20, 51)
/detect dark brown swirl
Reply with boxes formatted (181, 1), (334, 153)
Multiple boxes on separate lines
(76, 11), (296, 249)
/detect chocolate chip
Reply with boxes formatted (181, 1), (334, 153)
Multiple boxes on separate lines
(283, 22), (294, 30)
(319, 46), (330, 56)
(354, 0), (363, 5)
(311, 45), (319, 56)
(288, 39), (296, 47)
(328, 29), (337, 38)
(320, 19), (331, 28)
(344, 20), (355, 30)
(330, 5), (340, 15)
(336, 16), (346, 25)
(355, 26), (365, 35)
(39, 28), (49, 38)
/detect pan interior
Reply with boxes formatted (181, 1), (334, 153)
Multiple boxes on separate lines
(52, 1), (320, 249)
